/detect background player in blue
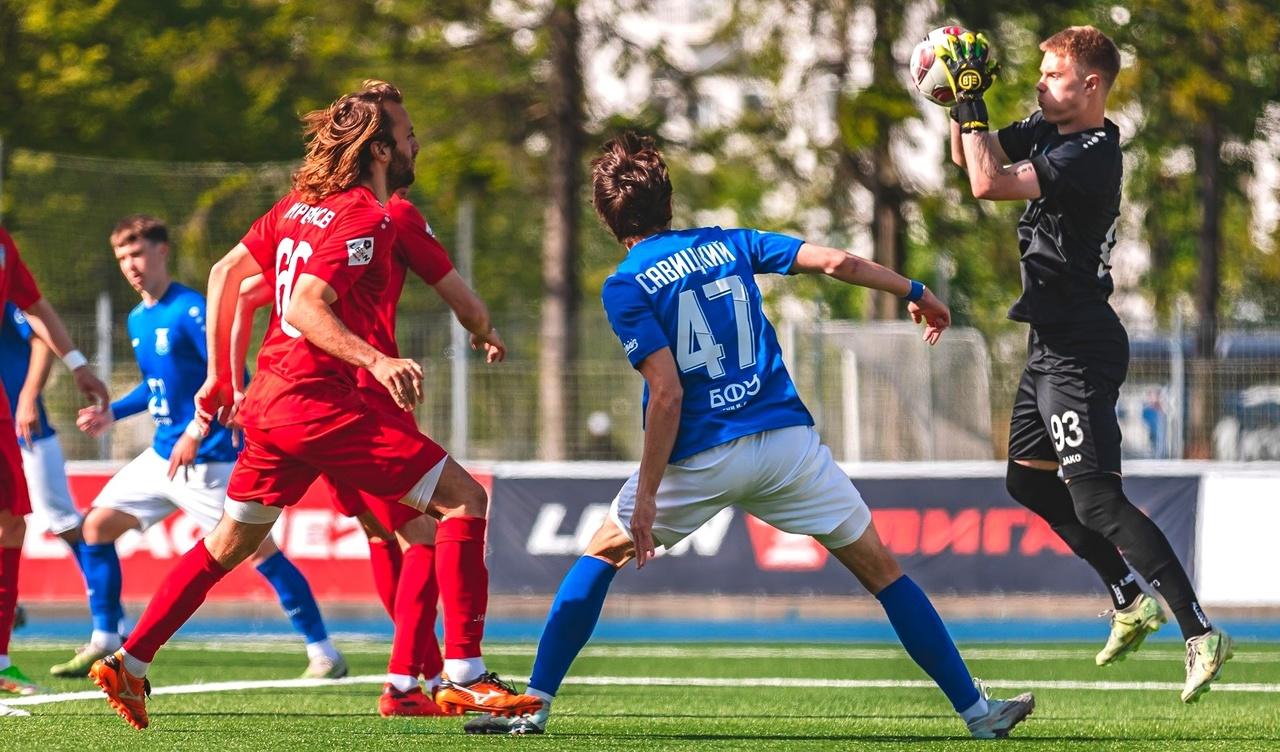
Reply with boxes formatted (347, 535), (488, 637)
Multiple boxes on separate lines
(1, 303), (87, 567)
(466, 134), (1034, 739)
(56, 215), (345, 679)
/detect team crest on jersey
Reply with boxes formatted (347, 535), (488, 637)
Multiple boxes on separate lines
(154, 328), (171, 355)
(346, 237), (374, 266)
(623, 338), (639, 355)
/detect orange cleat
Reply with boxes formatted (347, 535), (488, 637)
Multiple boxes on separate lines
(434, 672), (543, 717)
(378, 683), (459, 717)
(89, 651), (151, 730)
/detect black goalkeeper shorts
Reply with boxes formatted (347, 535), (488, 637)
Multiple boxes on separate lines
(1007, 320), (1129, 479)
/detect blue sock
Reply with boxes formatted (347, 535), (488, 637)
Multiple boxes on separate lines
(66, 538), (90, 582)
(528, 556), (617, 697)
(81, 543), (124, 634)
(876, 575), (979, 713)
(256, 552), (328, 644)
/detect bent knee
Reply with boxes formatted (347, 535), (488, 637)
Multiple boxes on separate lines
(583, 519), (634, 567)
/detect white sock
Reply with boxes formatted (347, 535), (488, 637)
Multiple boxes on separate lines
(0, 654), (10, 671)
(305, 639), (340, 662)
(444, 657), (486, 684)
(422, 673), (442, 694)
(91, 630), (122, 651)
(387, 673), (417, 692)
(528, 687), (555, 705)
(960, 696), (990, 723)
(121, 649), (150, 678)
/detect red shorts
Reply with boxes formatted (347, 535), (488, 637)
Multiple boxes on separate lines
(227, 394), (446, 510)
(0, 428), (32, 516)
(320, 389), (431, 532)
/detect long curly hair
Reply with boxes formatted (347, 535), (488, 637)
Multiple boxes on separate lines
(292, 80), (403, 204)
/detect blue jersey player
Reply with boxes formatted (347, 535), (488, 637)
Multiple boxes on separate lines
(467, 134), (1035, 739)
(52, 215), (345, 680)
(1, 303), (84, 548)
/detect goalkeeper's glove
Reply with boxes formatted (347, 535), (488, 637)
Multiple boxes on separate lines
(937, 32), (1000, 132)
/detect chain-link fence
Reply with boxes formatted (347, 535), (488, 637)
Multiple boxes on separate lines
(7, 149), (1280, 462)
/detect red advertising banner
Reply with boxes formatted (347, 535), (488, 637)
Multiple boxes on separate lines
(19, 466), (492, 603)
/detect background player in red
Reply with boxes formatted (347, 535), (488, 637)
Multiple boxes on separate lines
(230, 187), (507, 717)
(0, 225), (110, 695)
(89, 80), (540, 730)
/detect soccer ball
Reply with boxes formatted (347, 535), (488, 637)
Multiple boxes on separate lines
(909, 25), (969, 107)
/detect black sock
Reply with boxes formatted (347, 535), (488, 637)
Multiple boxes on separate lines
(1006, 462), (1136, 609)
(1067, 474), (1213, 640)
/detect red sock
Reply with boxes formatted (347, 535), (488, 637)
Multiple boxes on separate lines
(435, 516), (488, 659)
(386, 544), (439, 676)
(0, 547), (20, 656)
(123, 540), (228, 662)
(368, 539), (403, 618)
(413, 544), (442, 679)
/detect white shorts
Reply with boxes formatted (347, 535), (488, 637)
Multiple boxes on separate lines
(610, 425), (871, 550)
(20, 433), (82, 535)
(91, 448), (233, 532)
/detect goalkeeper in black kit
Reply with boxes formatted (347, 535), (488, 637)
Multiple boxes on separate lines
(938, 25), (1231, 702)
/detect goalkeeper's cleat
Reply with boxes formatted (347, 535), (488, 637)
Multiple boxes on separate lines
(435, 672), (543, 717)
(378, 683), (456, 717)
(301, 652), (348, 680)
(965, 680), (1035, 739)
(89, 651), (151, 730)
(0, 665), (42, 696)
(464, 706), (549, 735)
(50, 643), (113, 677)
(1182, 628), (1233, 704)
(1096, 593), (1166, 666)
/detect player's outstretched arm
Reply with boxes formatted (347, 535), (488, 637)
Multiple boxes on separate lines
(231, 274), (272, 391)
(632, 347), (682, 570)
(285, 273), (423, 411)
(14, 336), (53, 445)
(205, 244), (263, 385)
(432, 271), (505, 363)
(791, 243), (950, 343)
(21, 297), (110, 407)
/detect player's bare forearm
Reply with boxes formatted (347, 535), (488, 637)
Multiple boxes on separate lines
(207, 244), (262, 382)
(961, 132), (1040, 201)
(635, 349), (682, 501)
(950, 119), (966, 169)
(19, 336), (54, 401)
(21, 298), (79, 359)
(792, 244), (911, 297)
(284, 292), (386, 370)
(433, 272), (492, 337)
(231, 274), (270, 390)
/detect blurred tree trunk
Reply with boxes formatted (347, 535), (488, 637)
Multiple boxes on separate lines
(1187, 115), (1223, 458)
(538, 0), (583, 460)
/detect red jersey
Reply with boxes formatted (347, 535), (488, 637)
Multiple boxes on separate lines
(238, 186), (395, 429)
(0, 227), (43, 424)
(354, 194), (454, 393)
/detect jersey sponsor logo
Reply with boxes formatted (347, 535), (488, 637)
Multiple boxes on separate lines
(346, 236), (374, 266)
(709, 373), (761, 409)
(634, 241), (738, 294)
(154, 328), (171, 356)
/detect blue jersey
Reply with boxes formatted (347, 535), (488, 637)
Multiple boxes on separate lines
(111, 283), (238, 463)
(602, 226), (813, 461)
(0, 302), (55, 446)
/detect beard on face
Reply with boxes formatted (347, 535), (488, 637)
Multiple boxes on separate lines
(387, 146), (416, 191)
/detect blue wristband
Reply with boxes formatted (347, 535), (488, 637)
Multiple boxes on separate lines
(903, 280), (925, 303)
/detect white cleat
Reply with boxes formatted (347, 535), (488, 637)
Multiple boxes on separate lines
(1182, 628), (1233, 703)
(301, 652), (349, 680)
(966, 680), (1036, 739)
(1096, 593), (1167, 666)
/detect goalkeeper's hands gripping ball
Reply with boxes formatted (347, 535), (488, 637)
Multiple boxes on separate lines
(937, 32), (1001, 132)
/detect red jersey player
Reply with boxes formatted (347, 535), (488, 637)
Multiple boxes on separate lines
(230, 189), (507, 717)
(89, 81), (540, 730)
(0, 226), (110, 696)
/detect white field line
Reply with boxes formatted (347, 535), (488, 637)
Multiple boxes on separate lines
(7, 673), (1280, 709)
(16, 639), (1280, 663)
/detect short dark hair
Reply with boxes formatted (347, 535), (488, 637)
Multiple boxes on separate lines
(590, 132), (672, 243)
(110, 214), (168, 247)
(1040, 25), (1121, 89)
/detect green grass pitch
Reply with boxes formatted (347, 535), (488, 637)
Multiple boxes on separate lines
(3, 641), (1278, 751)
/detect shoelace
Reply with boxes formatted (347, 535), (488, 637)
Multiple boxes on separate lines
(473, 672), (519, 694)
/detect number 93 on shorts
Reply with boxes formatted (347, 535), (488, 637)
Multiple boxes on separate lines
(1007, 368), (1123, 479)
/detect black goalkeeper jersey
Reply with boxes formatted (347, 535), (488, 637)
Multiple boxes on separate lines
(997, 111), (1122, 326)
